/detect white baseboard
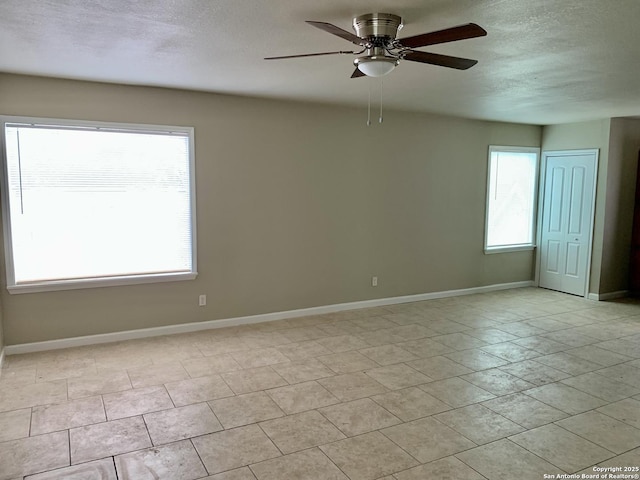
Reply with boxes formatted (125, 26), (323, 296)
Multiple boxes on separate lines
(587, 290), (628, 301)
(4, 280), (534, 355)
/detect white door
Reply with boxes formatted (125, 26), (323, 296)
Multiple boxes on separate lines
(538, 150), (598, 296)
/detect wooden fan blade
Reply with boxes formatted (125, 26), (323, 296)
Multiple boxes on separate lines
(265, 50), (354, 60)
(306, 21), (365, 46)
(351, 68), (366, 78)
(403, 50), (478, 70)
(398, 23), (487, 48)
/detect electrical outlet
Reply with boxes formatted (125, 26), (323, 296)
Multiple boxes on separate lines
(198, 294), (207, 306)
(372, 276), (378, 287)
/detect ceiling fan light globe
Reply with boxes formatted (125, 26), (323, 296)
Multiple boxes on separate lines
(356, 58), (397, 77)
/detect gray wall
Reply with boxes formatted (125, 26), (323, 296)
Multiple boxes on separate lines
(0, 295), (3, 358)
(0, 74), (541, 345)
(600, 118), (640, 294)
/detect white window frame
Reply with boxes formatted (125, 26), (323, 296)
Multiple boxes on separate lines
(0, 115), (198, 294)
(484, 145), (540, 254)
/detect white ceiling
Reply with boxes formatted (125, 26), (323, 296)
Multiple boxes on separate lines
(1, 0), (640, 125)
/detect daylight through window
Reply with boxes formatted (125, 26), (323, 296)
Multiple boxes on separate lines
(1, 117), (196, 293)
(485, 146), (539, 253)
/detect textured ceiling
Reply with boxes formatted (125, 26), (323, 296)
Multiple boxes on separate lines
(1, 0), (640, 125)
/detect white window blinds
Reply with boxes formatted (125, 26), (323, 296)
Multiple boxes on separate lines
(2, 118), (196, 292)
(485, 146), (539, 252)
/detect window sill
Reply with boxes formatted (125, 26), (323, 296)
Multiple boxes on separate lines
(7, 272), (198, 294)
(484, 245), (536, 254)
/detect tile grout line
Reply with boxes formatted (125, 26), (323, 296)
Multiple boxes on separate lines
(111, 456), (120, 480)
(549, 420), (619, 458)
(67, 428), (71, 467)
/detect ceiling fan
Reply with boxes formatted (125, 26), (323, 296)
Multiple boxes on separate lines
(265, 13), (487, 78)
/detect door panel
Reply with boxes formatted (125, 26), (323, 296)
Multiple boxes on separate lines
(549, 168), (564, 232)
(539, 151), (597, 296)
(566, 243), (580, 277)
(546, 240), (561, 273)
(568, 167), (585, 234)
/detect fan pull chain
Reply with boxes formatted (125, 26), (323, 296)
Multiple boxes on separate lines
(365, 79), (386, 126)
(367, 79), (372, 126)
(379, 80), (384, 124)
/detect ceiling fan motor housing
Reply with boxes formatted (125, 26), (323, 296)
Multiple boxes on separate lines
(352, 13), (403, 76)
(352, 13), (403, 42)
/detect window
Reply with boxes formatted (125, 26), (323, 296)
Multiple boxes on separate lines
(1, 116), (197, 293)
(485, 146), (539, 253)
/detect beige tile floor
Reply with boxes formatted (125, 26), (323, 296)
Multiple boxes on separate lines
(1, 287), (640, 479)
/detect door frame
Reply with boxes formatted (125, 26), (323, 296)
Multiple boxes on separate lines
(534, 149), (599, 298)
